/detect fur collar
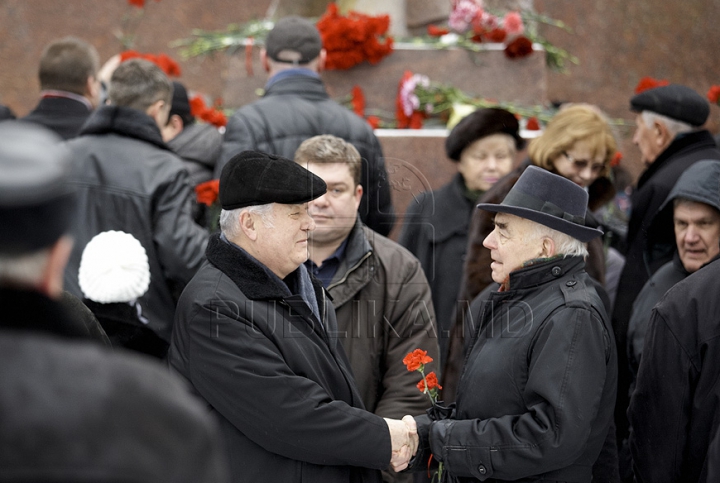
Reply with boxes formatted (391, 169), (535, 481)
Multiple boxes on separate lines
(206, 233), (326, 301)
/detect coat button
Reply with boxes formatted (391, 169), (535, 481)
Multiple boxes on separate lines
(566, 280), (577, 287)
(477, 464), (487, 475)
(551, 266), (562, 276)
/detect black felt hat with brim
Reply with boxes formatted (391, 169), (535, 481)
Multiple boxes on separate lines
(220, 150), (327, 210)
(477, 166), (603, 242)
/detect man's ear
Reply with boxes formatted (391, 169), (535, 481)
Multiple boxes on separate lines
(85, 75), (101, 109)
(654, 120), (673, 148)
(353, 183), (363, 210)
(39, 236), (74, 299)
(316, 49), (327, 72)
(541, 236), (556, 258)
(146, 99), (169, 129)
(239, 210), (258, 241)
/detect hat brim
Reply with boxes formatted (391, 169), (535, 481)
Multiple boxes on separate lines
(477, 203), (603, 243)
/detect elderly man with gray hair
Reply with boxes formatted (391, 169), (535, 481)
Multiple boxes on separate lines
(168, 150), (418, 483)
(406, 166), (617, 482)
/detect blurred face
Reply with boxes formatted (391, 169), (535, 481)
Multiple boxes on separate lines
(673, 200), (720, 273)
(633, 113), (665, 166)
(552, 138), (607, 188)
(457, 134), (515, 192)
(483, 213), (545, 284)
(255, 203), (316, 279)
(305, 162), (362, 249)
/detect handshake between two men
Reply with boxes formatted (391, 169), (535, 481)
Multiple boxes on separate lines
(385, 416), (419, 472)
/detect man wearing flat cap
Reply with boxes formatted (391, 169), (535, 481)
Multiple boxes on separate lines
(406, 166), (617, 482)
(216, 15), (396, 237)
(0, 121), (228, 482)
(168, 150), (419, 483)
(611, 84), (720, 460)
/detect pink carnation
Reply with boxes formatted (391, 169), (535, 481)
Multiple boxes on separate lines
(449, 0), (483, 33)
(503, 11), (524, 36)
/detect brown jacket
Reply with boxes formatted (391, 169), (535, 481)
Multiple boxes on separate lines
(328, 219), (440, 420)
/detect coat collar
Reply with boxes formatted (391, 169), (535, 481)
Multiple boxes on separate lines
(79, 105), (171, 151)
(503, 256), (585, 292)
(637, 130), (716, 189)
(206, 233), (326, 302)
(263, 74), (329, 102)
(0, 287), (88, 339)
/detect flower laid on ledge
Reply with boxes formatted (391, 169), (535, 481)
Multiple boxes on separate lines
(119, 50), (181, 77)
(316, 3), (394, 70)
(446, 0), (533, 60)
(707, 85), (720, 105)
(396, 71), (432, 129)
(173, 3), (392, 71)
(634, 76), (669, 94)
(189, 95), (227, 128)
(127, 0), (159, 7)
(393, 70), (555, 130)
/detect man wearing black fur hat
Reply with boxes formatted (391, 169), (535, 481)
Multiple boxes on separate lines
(0, 121), (228, 482)
(406, 166), (617, 482)
(168, 150), (419, 483)
(611, 84), (720, 468)
(216, 16), (395, 236)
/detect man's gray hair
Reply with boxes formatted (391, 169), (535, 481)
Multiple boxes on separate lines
(530, 222), (589, 259)
(642, 110), (694, 137)
(0, 248), (52, 287)
(219, 204), (275, 239)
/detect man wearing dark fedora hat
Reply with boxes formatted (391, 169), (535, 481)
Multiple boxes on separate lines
(407, 166), (617, 482)
(168, 150), (419, 483)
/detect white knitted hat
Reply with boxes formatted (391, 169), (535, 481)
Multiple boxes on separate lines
(78, 231), (150, 304)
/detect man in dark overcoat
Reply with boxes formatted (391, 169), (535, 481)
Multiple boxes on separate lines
(407, 167), (617, 482)
(0, 121), (228, 482)
(611, 84), (720, 460)
(168, 150), (418, 483)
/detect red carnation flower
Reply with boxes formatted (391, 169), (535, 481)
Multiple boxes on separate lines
(504, 36), (533, 59)
(417, 371), (442, 392)
(403, 349), (433, 372)
(195, 179), (220, 206)
(526, 117), (540, 130)
(707, 85), (720, 105)
(427, 25), (450, 37)
(634, 76), (669, 94)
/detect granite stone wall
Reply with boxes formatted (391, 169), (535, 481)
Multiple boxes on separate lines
(1, 0), (718, 184)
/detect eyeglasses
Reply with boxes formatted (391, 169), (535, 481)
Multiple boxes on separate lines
(562, 151), (605, 174)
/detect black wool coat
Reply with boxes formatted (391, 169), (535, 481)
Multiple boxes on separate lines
(612, 129), (720, 442)
(168, 234), (390, 483)
(21, 96), (92, 140)
(629, 257), (720, 482)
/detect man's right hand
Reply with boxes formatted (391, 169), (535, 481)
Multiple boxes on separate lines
(384, 416), (419, 472)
